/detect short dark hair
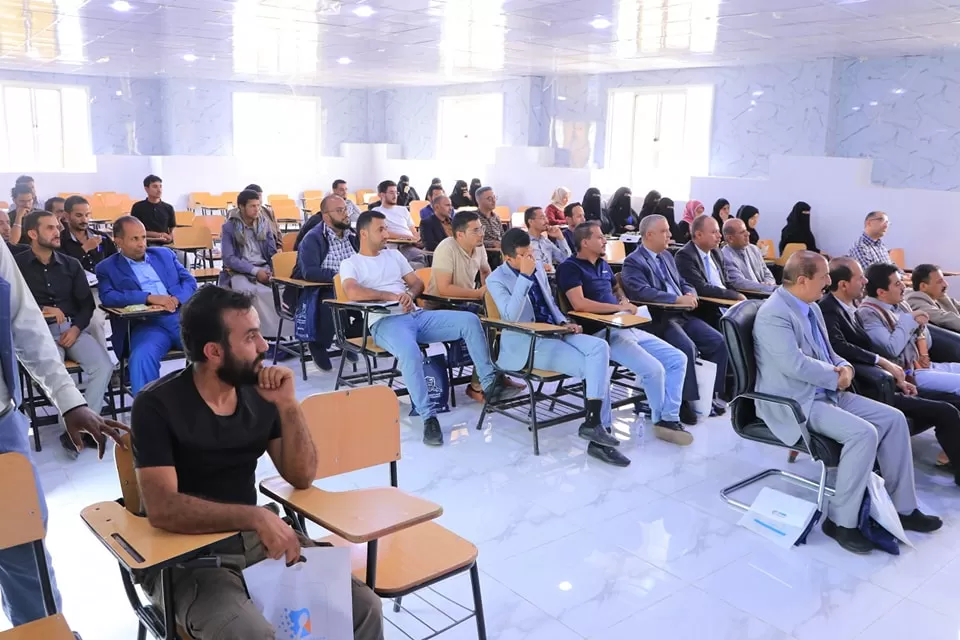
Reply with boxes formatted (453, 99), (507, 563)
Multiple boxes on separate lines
(864, 262), (900, 298)
(63, 195), (88, 213)
(180, 286), (255, 363)
(378, 180), (396, 195)
(332, 179), (346, 190)
(11, 184), (32, 200)
(44, 197), (64, 212)
(143, 174), (161, 188)
(573, 221), (601, 252)
(244, 183), (263, 194)
(356, 210), (385, 233)
(912, 263), (940, 291)
(15, 175), (33, 185)
(452, 210), (479, 236)
(563, 202), (582, 218)
(22, 210), (53, 238)
(691, 214), (716, 235)
(113, 215), (142, 237)
(237, 189), (260, 208)
(426, 184), (444, 200)
(524, 206), (542, 226)
(827, 257), (856, 293)
(501, 227), (531, 258)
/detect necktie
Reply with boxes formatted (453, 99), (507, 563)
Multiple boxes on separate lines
(0, 277), (19, 407)
(747, 250), (764, 282)
(807, 307), (829, 361)
(656, 254), (681, 296)
(703, 254), (721, 287)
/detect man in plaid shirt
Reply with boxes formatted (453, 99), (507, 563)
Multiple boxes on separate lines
(847, 211), (895, 270)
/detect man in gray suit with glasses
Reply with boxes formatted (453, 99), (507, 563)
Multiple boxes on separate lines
(753, 250), (941, 554)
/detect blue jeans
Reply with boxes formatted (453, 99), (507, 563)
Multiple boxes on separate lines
(527, 333), (614, 426)
(605, 328), (686, 423)
(0, 410), (62, 626)
(129, 315), (183, 395)
(370, 310), (496, 420)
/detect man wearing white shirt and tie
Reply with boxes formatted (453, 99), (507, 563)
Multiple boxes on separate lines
(675, 215), (744, 327)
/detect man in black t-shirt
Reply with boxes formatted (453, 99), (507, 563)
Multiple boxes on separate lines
(132, 286), (384, 639)
(130, 174), (176, 243)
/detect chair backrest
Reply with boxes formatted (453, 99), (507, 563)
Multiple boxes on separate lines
(484, 289), (501, 320)
(303, 190), (324, 200)
(281, 232), (297, 253)
(408, 200), (428, 224)
(778, 242), (806, 266)
(414, 267), (431, 288)
(0, 452), (46, 551)
(344, 193), (357, 204)
(192, 214), (226, 236)
(304, 197), (323, 213)
(175, 211), (195, 227)
(334, 274), (347, 301)
(272, 251), (297, 279)
(719, 299), (764, 427)
(114, 433), (143, 515)
(189, 192), (213, 210)
(605, 240), (626, 263)
(172, 225), (212, 248)
(890, 247), (906, 270)
(494, 205), (511, 223)
(268, 194), (293, 206)
(757, 239), (775, 259)
(303, 387), (402, 480)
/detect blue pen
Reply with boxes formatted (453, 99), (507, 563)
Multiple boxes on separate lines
(753, 518), (787, 536)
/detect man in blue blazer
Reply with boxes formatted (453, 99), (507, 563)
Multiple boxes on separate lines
(620, 214), (728, 422)
(96, 216), (197, 394)
(487, 228), (629, 467)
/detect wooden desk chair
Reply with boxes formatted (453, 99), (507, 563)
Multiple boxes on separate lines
(174, 211), (195, 227)
(259, 387), (488, 640)
(494, 205), (511, 225)
(605, 239), (626, 265)
(191, 214), (225, 239)
(281, 231), (297, 253)
(355, 189), (374, 204)
(0, 453), (75, 639)
(268, 251), (315, 380)
(776, 242), (805, 267)
(220, 191), (240, 208)
(408, 200), (428, 227)
(302, 190), (324, 203)
(344, 193), (358, 205)
(303, 197), (322, 214)
(81, 434), (239, 640)
(478, 291), (585, 455)
(268, 194), (295, 207)
(890, 247), (907, 271)
(187, 192), (212, 212)
(172, 225), (214, 270)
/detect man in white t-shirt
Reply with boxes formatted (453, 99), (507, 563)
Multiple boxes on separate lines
(340, 210), (514, 446)
(372, 179), (426, 268)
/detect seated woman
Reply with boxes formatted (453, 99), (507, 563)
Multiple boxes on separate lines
(675, 199), (704, 244)
(779, 200), (821, 255)
(545, 187), (570, 226)
(450, 180), (472, 209)
(736, 204), (761, 245)
(608, 187), (637, 235)
(711, 198), (731, 228)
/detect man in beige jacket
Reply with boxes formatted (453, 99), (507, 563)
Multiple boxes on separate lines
(907, 264), (960, 333)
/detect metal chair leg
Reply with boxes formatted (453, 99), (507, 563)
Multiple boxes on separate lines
(470, 564), (487, 640)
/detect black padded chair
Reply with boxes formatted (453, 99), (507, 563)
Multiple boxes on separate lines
(719, 300), (840, 516)
(929, 324), (960, 363)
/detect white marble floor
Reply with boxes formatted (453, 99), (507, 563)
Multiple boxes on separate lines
(16, 357), (960, 640)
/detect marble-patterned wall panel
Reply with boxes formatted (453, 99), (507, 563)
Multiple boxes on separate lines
(833, 55), (960, 191)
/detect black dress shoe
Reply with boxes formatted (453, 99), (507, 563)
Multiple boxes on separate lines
(899, 509), (943, 533)
(679, 401), (698, 426)
(710, 398), (727, 417)
(59, 432), (79, 460)
(578, 423), (619, 447)
(587, 442), (631, 467)
(822, 518), (872, 554)
(312, 349), (332, 371)
(484, 376), (522, 404)
(654, 421), (693, 446)
(422, 417), (443, 446)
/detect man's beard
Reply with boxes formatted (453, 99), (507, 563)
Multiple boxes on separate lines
(332, 219), (352, 231)
(38, 237), (60, 250)
(216, 348), (265, 386)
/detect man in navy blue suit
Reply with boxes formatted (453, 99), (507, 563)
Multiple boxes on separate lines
(620, 214), (728, 422)
(96, 216), (197, 394)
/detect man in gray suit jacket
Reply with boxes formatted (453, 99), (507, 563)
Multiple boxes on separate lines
(486, 229), (629, 467)
(753, 251), (940, 554)
(721, 218), (777, 293)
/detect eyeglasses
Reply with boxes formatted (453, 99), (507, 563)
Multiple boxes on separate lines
(324, 207), (348, 215)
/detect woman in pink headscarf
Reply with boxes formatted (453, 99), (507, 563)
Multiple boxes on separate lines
(674, 199), (704, 244)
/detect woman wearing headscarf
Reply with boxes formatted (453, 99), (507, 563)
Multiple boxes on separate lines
(582, 187), (611, 234)
(545, 187), (571, 225)
(737, 205), (761, 245)
(450, 180), (471, 209)
(469, 178), (482, 204)
(656, 197), (680, 240)
(637, 190), (661, 222)
(779, 201), (819, 255)
(711, 198), (730, 228)
(396, 175), (419, 207)
(675, 199), (704, 244)
(608, 187), (638, 235)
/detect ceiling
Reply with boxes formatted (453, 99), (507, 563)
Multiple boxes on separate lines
(2, 0), (960, 87)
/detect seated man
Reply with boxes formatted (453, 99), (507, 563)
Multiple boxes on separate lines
(562, 202), (586, 254)
(475, 187), (503, 250)
(240, 184), (282, 250)
(340, 211), (512, 446)
(418, 184), (445, 221)
(419, 194), (454, 252)
(96, 217), (197, 394)
(220, 189), (283, 345)
(332, 179), (363, 228)
(58, 195), (118, 273)
(847, 210), (894, 271)
(371, 180), (425, 268)
(488, 228), (629, 467)
(15, 210), (114, 457)
(291, 194), (358, 370)
(620, 214), (728, 423)
(858, 262), (960, 396)
(44, 197), (65, 230)
(906, 264), (960, 333)
(720, 217), (777, 293)
(133, 286), (383, 640)
(675, 215), (745, 325)
(821, 257), (960, 480)
(525, 206), (571, 268)
(754, 250), (940, 554)
(557, 222), (691, 446)
(0, 215), (30, 255)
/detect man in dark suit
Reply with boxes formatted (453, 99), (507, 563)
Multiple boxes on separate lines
(821, 256), (960, 484)
(96, 216), (197, 395)
(675, 215), (745, 326)
(621, 214), (728, 422)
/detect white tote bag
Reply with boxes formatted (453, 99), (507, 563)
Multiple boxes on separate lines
(866, 471), (914, 548)
(693, 359), (718, 416)
(243, 546), (353, 640)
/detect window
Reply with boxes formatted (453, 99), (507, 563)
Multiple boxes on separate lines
(606, 85), (713, 199)
(615, 0), (719, 56)
(232, 92), (321, 159)
(0, 83), (93, 171)
(437, 93), (503, 164)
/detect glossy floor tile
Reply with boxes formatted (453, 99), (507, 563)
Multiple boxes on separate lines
(10, 356), (960, 639)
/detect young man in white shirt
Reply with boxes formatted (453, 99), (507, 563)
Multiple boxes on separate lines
(371, 179), (426, 268)
(339, 211), (514, 446)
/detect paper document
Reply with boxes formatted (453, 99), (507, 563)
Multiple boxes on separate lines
(739, 487), (817, 549)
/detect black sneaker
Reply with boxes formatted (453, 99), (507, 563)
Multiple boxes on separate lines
(822, 518), (872, 554)
(587, 442), (631, 467)
(422, 417), (443, 446)
(59, 432), (79, 460)
(899, 509), (943, 533)
(679, 401), (698, 426)
(312, 349), (332, 371)
(654, 421), (694, 446)
(578, 423), (619, 447)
